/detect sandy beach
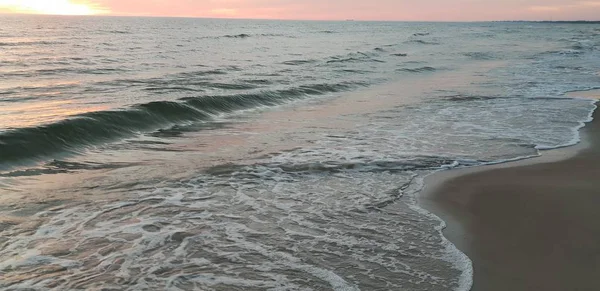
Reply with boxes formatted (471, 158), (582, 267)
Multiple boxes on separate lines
(421, 99), (600, 290)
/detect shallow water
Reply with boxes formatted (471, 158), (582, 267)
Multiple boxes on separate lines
(1, 16), (599, 290)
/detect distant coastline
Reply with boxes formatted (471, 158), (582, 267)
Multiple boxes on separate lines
(494, 20), (600, 24)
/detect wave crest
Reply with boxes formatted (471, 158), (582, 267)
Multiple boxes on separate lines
(0, 82), (367, 167)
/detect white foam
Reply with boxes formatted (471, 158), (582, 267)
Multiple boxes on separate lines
(407, 175), (474, 291)
(535, 98), (597, 150)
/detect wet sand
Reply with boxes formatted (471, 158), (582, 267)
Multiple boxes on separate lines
(421, 101), (600, 290)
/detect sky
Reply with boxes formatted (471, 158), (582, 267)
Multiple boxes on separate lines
(0, 0), (599, 21)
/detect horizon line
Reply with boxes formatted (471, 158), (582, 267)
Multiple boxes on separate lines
(0, 13), (599, 23)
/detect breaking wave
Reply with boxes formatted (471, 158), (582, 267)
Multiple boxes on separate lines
(0, 82), (367, 166)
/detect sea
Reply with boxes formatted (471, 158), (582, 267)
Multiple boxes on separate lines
(0, 15), (599, 290)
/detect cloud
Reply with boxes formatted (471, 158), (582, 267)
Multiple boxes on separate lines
(528, 1), (600, 13)
(529, 5), (561, 12)
(580, 1), (600, 6)
(210, 8), (237, 16)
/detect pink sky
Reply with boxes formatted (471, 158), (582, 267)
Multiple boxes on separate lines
(3, 0), (600, 20)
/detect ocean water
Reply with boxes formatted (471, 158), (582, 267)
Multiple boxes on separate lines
(1, 15), (599, 290)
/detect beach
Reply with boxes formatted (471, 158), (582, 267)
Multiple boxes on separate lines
(421, 97), (600, 290)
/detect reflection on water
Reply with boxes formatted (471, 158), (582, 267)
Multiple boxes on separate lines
(0, 99), (109, 129)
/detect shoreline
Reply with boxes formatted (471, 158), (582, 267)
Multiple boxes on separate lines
(420, 99), (600, 290)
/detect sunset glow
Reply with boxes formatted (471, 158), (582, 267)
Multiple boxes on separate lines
(0, 0), (599, 20)
(0, 0), (105, 15)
